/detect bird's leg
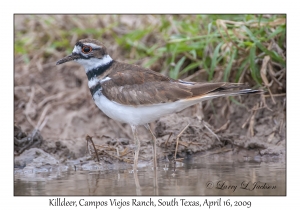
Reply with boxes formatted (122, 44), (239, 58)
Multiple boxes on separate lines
(131, 125), (140, 171)
(145, 124), (157, 169)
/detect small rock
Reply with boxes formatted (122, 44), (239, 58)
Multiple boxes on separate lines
(14, 148), (59, 169)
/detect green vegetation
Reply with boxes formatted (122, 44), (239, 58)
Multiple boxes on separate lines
(15, 14), (286, 92)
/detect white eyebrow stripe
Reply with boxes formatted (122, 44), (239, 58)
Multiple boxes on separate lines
(83, 43), (102, 49)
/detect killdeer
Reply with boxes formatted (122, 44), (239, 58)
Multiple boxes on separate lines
(57, 38), (261, 171)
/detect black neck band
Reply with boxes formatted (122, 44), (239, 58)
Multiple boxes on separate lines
(86, 60), (114, 80)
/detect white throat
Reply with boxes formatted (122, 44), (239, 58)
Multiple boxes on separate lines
(75, 55), (113, 72)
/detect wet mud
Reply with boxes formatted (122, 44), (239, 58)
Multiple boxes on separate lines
(14, 92), (285, 173)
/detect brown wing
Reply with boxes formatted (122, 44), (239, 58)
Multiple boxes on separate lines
(100, 62), (238, 106)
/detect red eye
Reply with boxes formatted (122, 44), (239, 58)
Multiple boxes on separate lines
(82, 46), (92, 53)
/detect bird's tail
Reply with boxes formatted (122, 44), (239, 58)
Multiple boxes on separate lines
(203, 88), (262, 100)
(183, 87), (263, 103)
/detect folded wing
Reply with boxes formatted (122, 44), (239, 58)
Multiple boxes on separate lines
(100, 65), (251, 106)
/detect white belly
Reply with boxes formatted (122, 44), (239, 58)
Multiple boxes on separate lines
(92, 90), (198, 125)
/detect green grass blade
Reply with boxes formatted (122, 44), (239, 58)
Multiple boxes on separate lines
(209, 42), (223, 81)
(235, 57), (249, 82)
(223, 48), (237, 82)
(249, 45), (261, 84)
(168, 34), (220, 43)
(170, 57), (186, 79)
(242, 26), (285, 65)
(179, 61), (202, 77)
(144, 56), (160, 68)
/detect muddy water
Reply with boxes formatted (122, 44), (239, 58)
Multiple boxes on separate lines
(14, 159), (285, 196)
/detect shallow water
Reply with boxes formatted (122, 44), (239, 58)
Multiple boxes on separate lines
(14, 158), (285, 196)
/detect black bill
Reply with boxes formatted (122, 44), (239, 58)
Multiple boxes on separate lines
(56, 54), (80, 65)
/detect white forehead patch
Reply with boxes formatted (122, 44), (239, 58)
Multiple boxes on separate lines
(83, 42), (102, 49)
(73, 45), (89, 58)
(72, 45), (82, 54)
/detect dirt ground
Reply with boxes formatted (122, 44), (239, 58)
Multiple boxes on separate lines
(14, 15), (286, 170)
(14, 58), (286, 169)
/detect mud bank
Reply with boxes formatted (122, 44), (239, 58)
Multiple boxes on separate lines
(14, 94), (286, 175)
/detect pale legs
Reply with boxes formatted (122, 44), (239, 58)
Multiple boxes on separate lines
(145, 124), (157, 169)
(130, 124), (158, 171)
(131, 125), (140, 171)
(131, 124), (158, 190)
(130, 126), (141, 194)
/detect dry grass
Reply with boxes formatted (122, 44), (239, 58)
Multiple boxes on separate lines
(14, 15), (286, 159)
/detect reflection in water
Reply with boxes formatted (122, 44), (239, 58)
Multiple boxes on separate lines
(14, 160), (285, 196)
(133, 170), (141, 195)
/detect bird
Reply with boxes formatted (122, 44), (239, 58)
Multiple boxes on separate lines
(56, 38), (261, 171)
